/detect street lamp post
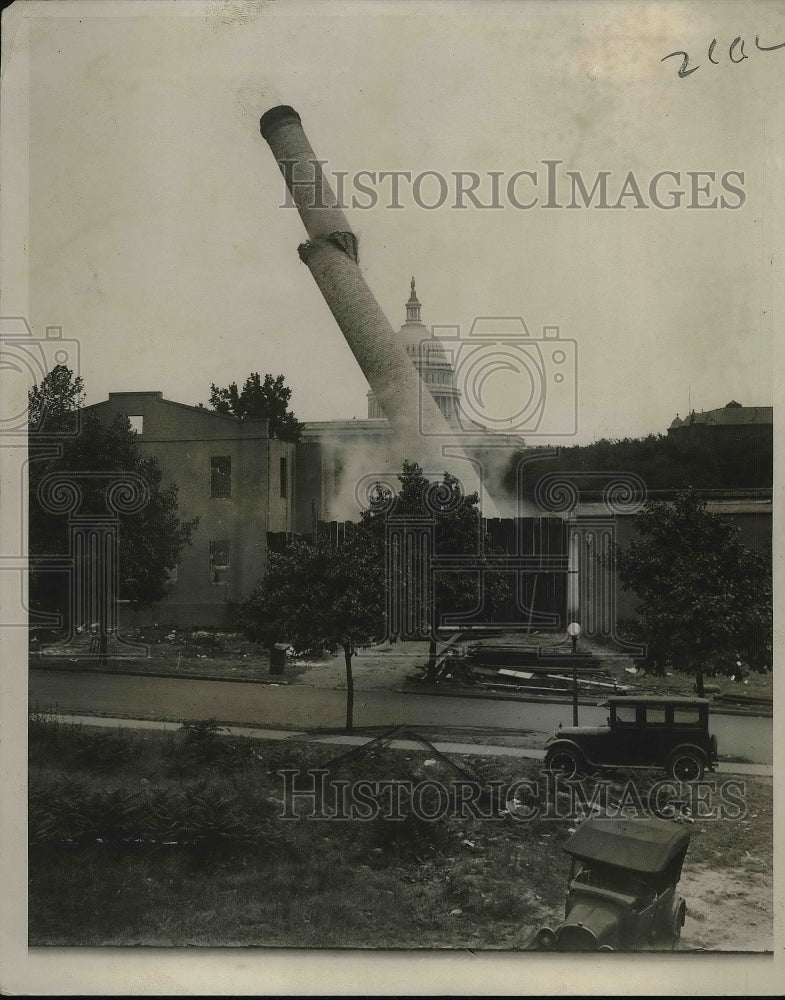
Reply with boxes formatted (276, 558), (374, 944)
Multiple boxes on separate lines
(567, 622), (582, 726)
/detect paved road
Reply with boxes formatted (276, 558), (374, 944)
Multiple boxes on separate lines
(29, 668), (773, 764)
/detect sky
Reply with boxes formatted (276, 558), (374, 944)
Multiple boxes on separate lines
(6, 0), (783, 444)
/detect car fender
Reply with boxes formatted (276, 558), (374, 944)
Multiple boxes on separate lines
(667, 743), (709, 765)
(545, 738), (587, 759)
(545, 738), (599, 767)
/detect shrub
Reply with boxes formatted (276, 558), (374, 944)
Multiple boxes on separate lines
(362, 782), (458, 862)
(73, 729), (135, 770)
(29, 714), (135, 771)
(165, 719), (249, 774)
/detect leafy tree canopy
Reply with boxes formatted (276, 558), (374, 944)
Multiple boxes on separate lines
(27, 364), (84, 435)
(239, 530), (385, 658)
(505, 430), (772, 496)
(614, 489), (772, 691)
(238, 461), (513, 725)
(207, 372), (303, 442)
(238, 524), (383, 732)
(359, 460), (512, 637)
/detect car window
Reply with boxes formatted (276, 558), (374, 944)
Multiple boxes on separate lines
(614, 705), (638, 725)
(644, 707), (666, 726)
(673, 708), (701, 725)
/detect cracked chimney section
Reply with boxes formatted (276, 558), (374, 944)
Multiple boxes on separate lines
(259, 105), (494, 511)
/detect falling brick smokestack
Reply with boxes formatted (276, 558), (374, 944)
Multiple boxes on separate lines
(259, 104), (496, 512)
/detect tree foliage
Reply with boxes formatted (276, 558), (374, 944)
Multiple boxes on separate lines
(239, 531), (385, 656)
(238, 528), (384, 731)
(505, 430), (772, 496)
(238, 461), (513, 726)
(614, 490), (772, 692)
(28, 369), (199, 623)
(208, 372), (303, 442)
(27, 364), (84, 435)
(359, 461), (512, 647)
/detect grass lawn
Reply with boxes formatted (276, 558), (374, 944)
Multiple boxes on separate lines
(28, 716), (772, 949)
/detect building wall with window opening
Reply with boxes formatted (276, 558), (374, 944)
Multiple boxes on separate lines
(85, 391), (295, 627)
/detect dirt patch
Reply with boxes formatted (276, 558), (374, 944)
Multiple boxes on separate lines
(32, 629), (426, 689)
(679, 864), (772, 951)
(31, 628), (309, 683)
(294, 641), (429, 690)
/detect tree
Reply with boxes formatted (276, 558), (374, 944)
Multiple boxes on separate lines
(238, 461), (512, 726)
(27, 363), (84, 435)
(28, 370), (199, 654)
(360, 461), (512, 680)
(207, 372), (303, 442)
(504, 428), (772, 497)
(238, 529), (384, 732)
(614, 489), (772, 695)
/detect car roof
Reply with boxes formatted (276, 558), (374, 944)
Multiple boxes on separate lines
(606, 696), (709, 706)
(564, 817), (691, 873)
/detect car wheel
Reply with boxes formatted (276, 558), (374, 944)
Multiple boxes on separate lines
(545, 747), (581, 778)
(668, 749), (705, 782)
(669, 900), (686, 950)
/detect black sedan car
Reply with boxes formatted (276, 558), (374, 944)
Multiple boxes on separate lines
(543, 696), (718, 781)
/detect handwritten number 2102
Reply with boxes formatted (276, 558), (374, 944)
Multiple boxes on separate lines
(662, 35), (785, 78)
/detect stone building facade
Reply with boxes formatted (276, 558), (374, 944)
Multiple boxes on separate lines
(85, 392), (295, 626)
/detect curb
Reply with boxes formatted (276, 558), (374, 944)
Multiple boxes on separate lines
(29, 661), (292, 685)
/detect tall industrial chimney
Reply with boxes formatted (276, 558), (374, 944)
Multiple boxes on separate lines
(259, 105), (496, 512)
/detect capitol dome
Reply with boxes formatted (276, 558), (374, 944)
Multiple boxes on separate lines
(367, 278), (461, 425)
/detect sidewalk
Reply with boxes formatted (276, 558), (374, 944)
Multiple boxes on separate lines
(39, 713), (773, 777)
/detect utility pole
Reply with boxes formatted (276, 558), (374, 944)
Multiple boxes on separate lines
(567, 622), (582, 726)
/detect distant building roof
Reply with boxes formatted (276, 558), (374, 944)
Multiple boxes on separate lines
(301, 419), (393, 440)
(86, 391), (244, 424)
(669, 402), (772, 430)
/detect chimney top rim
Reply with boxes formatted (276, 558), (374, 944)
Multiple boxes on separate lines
(260, 105), (302, 139)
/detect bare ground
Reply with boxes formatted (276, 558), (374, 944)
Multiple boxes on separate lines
(679, 865), (773, 951)
(294, 640), (430, 690)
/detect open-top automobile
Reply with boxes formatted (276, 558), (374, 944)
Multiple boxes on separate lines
(533, 816), (691, 951)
